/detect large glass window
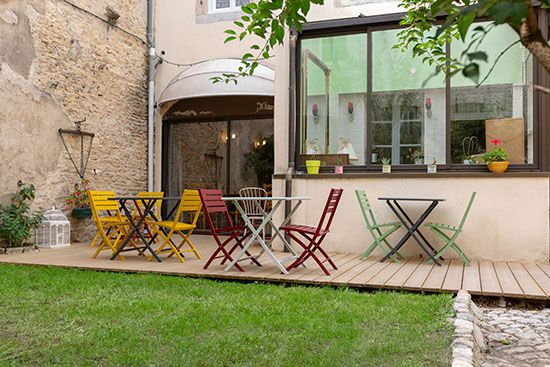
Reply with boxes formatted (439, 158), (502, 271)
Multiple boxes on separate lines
(372, 29), (446, 165)
(301, 34), (367, 165)
(298, 21), (535, 170)
(450, 23), (534, 165)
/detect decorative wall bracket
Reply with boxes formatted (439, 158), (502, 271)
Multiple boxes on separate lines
(59, 118), (95, 180)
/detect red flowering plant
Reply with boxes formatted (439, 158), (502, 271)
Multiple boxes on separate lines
(482, 139), (509, 163)
(65, 180), (90, 209)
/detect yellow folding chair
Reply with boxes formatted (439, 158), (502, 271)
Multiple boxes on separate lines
(88, 190), (134, 260)
(148, 189), (202, 263)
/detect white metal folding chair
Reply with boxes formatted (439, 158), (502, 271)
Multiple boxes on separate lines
(239, 187), (268, 242)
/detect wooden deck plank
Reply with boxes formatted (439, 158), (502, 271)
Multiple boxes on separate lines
(479, 261), (502, 296)
(0, 240), (547, 299)
(462, 261), (481, 293)
(422, 260), (451, 291)
(523, 263), (550, 298)
(441, 260), (464, 292)
(311, 255), (363, 282)
(346, 260), (392, 286)
(403, 261), (434, 290)
(538, 262), (550, 277)
(493, 262), (524, 297)
(385, 258), (422, 288)
(298, 254), (358, 282)
(329, 257), (379, 285)
(368, 258), (411, 286)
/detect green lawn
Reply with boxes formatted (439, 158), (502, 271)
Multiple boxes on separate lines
(0, 264), (453, 366)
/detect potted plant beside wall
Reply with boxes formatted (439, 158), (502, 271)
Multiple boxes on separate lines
(0, 182), (43, 253)
(483, 139), (510, 173)
(66, 180), (91, 219)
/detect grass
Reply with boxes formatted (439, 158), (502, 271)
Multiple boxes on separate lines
(0, 264), (453, 366)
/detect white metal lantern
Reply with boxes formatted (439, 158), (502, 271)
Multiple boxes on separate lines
(35, 208), (71, 248)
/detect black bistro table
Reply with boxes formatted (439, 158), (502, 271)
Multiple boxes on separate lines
(378, 197), (445, 266)
(109, 196), (181, 262)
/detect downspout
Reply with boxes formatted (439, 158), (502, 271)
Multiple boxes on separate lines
(146, 0), (155, 191)
(285, 30), (298, 224)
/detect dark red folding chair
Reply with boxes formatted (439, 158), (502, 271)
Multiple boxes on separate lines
(198, 189), (261, 272)
(281, 188), (344, 275)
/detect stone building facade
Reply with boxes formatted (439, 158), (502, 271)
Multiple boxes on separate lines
(0, 0), (148, 240)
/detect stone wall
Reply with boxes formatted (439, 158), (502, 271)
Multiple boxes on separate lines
(0, 0), (148, 241)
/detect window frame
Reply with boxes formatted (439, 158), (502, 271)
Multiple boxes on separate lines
(294, 12), (545, 173)
(208, 0), (249, 14)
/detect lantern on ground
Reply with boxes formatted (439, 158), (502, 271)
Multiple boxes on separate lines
(35, 208), (71, 248)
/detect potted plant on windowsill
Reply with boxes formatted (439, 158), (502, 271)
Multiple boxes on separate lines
(482, 139), (509, 173)
(381, 157), (391, 173)
(334, 158), (344, 174)
(305, 159), (321, 174)
(407, 149), (424, 165)
(66, 180), (91, 219)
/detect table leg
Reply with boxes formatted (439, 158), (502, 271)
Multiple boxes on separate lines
(257, 200), (303, 263)
(394, 201), (441, 258)
(225, 200), (289, 275)
(381, 200), (441, 265)
(111, 199), (162, 262)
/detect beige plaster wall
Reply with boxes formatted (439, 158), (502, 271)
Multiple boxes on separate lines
(0, 0), (148, 241)
(273, 176), (550, 262)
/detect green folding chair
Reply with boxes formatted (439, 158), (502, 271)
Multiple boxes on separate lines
(425, 192), (476, 265)
(355, 190), (403, 261)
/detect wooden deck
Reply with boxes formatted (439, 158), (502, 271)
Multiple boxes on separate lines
(1, 236), (549, 300)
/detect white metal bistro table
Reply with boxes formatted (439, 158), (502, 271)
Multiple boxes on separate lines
(223, 196), (310, 275)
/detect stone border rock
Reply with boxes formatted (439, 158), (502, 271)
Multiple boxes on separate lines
(452, 290), (486, 367)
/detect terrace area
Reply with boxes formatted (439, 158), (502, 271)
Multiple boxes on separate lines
(2, 236), (549, 300)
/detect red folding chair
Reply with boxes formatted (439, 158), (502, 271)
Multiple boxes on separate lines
(198, 189), (262, 272)
(281, 188), (344, 275)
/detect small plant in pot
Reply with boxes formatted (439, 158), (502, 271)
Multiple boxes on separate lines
(66, 180), (91, 219)
(381, 157), (391, 173)
(482, 139), (509, 173)
(334, 158), (344, 174)
(407, 149), (424, 165)
(0, 181), (44, 252)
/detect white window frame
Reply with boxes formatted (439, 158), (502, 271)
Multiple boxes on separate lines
(208, 0), (248, 14)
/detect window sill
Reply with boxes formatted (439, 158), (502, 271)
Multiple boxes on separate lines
(196, 11), (243, 24)
(273, 171), (550, 179)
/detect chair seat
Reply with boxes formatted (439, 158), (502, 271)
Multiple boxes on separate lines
(153, 221), (195, 231)
(280, 224), (329, 236)
(373, 221), (401, 229)
(425, 222), (459, 231)
(98, 216), (128, 226)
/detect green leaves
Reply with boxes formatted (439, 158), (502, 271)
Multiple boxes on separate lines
(213, 0), (325, 84)
(462, 63), (480, 83)
(0, 183), (43, 248)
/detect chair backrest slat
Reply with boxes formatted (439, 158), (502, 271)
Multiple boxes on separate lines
(174, 190), (202, 225)
(315, 188), (344, 234)
(457, 192), (477, 230)
(88, 190), (121, 224)
(355, 190), (379, 229)
(239, 187), (267, 217)
(198, 189), (234, 234)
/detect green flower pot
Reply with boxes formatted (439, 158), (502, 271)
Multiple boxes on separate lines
(71, 207), (92, 219)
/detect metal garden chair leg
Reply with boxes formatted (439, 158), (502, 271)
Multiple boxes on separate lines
(425, 192), (476, 266)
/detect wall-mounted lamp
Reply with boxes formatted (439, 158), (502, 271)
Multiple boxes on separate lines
(231, 133), (236, 140)
(425, 97), (432, 118)
(312, 103), (320, 123)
